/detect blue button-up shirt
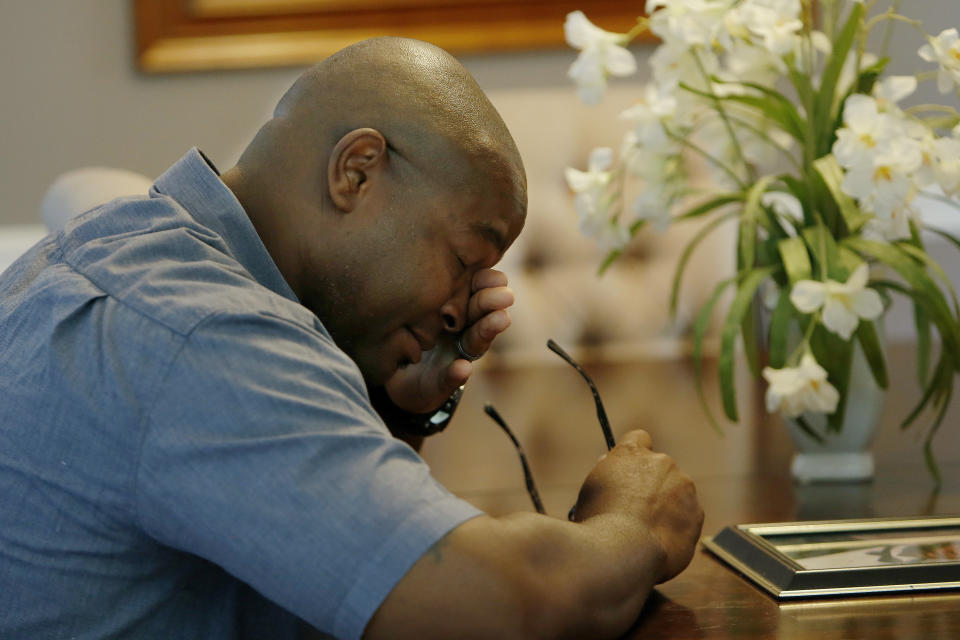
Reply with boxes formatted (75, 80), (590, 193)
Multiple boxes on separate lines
(0, 149), (481, 640)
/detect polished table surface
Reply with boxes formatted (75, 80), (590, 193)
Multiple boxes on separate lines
(421, 343), (960, 639)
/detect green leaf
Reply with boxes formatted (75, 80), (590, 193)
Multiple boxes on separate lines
(768, 289), (795, 368)
(924, 367), (951, 490)
(837, 245), (864, 274)
(787, 65), (815, 120)
(814, 1), (863, 156)
(670, 210), (738, 316)
(597, 249), (622, 276)
(719, 93), (805, 142)
(673, 193), (742, 221)
(845, 237), (960, 367)
(803, 225), (848, 281)
(810, 323), (853, 432)
(693, 277), (737, 433)
(855, 56), (890, 95)
(812, 155), (871, 234)
(678, 81), (804, 143)
(739, 176), (776, 270)
(722, 78), (808, 140)
(872, 278), (933, 389)
(793, 415), (825, 444)
(900, 354), (950, 431)
(855, 320), (888, 389)
(915, 302), (932, 388)
(741, 298), (761, 379)
(780, 174), (815, 227)
(897, 241), (960, 316)
(719, 267), (777, 422)
(778, 236), (812, 285)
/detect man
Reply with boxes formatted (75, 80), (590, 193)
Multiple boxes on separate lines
(0, 37), (703, 639)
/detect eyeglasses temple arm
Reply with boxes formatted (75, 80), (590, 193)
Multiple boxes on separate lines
(547, 339), (616, 451)
(483, 403), (547, 515)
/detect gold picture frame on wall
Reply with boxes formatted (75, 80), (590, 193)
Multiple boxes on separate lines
(134, 0), (650, 73)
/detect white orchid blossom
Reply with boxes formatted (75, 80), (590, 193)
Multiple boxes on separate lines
(632, 184), (674, 232)
(565, 146), (614, 216)
(738, 0), (803, 57)
(840, 139), (922, 217)
(789, 264), (885, 340)
(762, 353), (840, 418)
(649, 39), (719, 92)
(579, 211), (632, 250)
(832, 95), (902, 169)
(648, 0), (733, 49)
(761, 191), (803, 233)
(619, 84), (678, 151)
(565, 11), (637, 105)
(718, 40), (784, 92)
(565, 147), (630, 249)
(566, 147), (613, 191)
(933, 136), (960, 196)
(862, 204), (917, 243)
(872, 75), (918, 113)
(919, 28), (960, 94)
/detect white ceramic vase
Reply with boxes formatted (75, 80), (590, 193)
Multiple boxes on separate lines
(785, 327), (886, 484)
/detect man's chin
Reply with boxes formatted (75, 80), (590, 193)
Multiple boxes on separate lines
(354, 353), (407, 387)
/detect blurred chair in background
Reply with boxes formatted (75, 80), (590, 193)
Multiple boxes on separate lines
(40, 167), (153, 232)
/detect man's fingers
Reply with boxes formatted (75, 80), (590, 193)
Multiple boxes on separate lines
(466, 286), (514, 324)
(457, 309), (510, 362)
(443, 358), (472, 392)
(471, 268), (508, 292)
(619, 429), (653, 450)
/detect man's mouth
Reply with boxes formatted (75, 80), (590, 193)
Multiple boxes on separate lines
(406, 326), (437, 353)
(402, 327), (425, 365)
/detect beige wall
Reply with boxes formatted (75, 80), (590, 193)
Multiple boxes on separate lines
(2, 2), (953, 226)
(0, 1), (648, 226)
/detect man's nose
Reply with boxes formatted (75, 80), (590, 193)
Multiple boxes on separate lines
(440, 285), (470, 334)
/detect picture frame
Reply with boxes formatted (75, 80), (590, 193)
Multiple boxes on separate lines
(703, 516), (960, 599)
(134, 0), (650, 73)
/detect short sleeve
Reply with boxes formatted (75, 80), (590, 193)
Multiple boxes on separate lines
(135, 311), (481, 640)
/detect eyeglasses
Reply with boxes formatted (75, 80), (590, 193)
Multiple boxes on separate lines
(483, 339), (615, 519)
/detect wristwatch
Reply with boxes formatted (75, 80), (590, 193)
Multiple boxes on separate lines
(368, 385), (465, 437)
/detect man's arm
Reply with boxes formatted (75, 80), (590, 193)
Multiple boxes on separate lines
(363, 430), (704, 640)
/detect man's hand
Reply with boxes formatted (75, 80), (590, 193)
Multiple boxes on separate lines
(365, 429), (704, 640)
(385, 268), (514, 413)
(571, 429), (704, 582)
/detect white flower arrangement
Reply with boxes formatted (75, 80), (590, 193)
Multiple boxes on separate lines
(565, 0), (960, 482)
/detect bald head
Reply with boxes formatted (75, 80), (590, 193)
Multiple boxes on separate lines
(238, 37), (525, 212)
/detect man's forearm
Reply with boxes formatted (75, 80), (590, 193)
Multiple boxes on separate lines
(364, 512), (666, 640)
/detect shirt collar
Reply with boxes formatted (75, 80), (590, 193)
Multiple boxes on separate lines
(151, 148), (299, 304)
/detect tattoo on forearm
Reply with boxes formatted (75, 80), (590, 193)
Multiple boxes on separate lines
(426, 536), (449, 563)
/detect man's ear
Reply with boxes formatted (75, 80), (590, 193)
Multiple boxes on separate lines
(328, 128), (388, 212)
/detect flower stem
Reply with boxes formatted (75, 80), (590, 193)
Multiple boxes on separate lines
(787, 311), (821, 367)
(905, 103), (960, 117)
(623, 17), (650, 44)
(880, 0), (902, 56)
(665, 126), (747, 190)
(691, 48), (755, 183)
(725, 113), (804, 173)
(865, 9), (921, 38)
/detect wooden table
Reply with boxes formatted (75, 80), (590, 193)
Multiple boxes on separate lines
(623, 465), (960, 639)
(421, 343), (960, 639)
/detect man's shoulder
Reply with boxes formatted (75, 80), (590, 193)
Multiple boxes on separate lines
(58, 194), (311, 337)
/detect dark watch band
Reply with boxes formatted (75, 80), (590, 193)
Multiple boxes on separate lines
(368, 385), (465, 437)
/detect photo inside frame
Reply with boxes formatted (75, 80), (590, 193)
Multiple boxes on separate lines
(761, 528), (960, 570)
